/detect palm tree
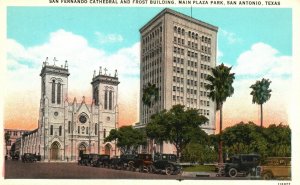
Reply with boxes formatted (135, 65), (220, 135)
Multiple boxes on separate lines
(142, 82), (159, 156)
(205, 63), (235, 164)
(142, 82), (159, 110)
(250, 78), (272, 127)
(5, 132), (11, 157)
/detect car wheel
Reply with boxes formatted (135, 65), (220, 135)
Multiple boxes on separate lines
(165, 166), (172, 175)
(139, 165), (144, 173)
(262, 172), (273, 180)
(228, 168), (238, 178)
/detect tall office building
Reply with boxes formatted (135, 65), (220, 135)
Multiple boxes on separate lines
(138, 8), (218, 144)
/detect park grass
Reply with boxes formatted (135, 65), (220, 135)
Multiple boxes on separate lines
(183, 165), (216, 172)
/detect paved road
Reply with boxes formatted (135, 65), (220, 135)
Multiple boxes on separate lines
(4, 160), (193, 180)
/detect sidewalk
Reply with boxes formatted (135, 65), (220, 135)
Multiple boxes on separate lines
(182, 171), (217, 178)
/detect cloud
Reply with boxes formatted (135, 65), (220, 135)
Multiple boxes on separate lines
(5, 29), (140, 129)
(220, 42), (292, 127)
(95, 32), (124, 44)
(234, 42), (292, 78)
(220, 29), (242, 45)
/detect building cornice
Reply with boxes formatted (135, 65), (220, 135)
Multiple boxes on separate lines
(140, 8), (218, 33)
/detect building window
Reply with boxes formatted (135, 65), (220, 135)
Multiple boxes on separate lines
(104, 90), (108, 109)
(109, 91), (113, 110)
(95, 123), (98, 135)
(51, 80), (55, 103)
(103, 129), (106, 138)
(68, 121), (71, 133)
(59, 126), (62, 136)
(86, 127), (89, 134)
(93, 87), (99, 105)
(78, 126), (80, 134)
(50, 125), (53, 135)
(57, 82), (61, 104)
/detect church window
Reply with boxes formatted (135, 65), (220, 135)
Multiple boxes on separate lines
(59, 126), (62, 136)
(104, 90), (108, 109)
(94, 87), (99, 105)
(78, 126), (80, 134)
(109, 91), (113, 110)
(50, 125), (53, 135)
(95, 123), (98, 135)
(103, 129), (106, 138)
(86, 127), (89, 134)
(57, 82), (61, 104)
(51, 80), (55, 103)
(68, 121), (71, 133)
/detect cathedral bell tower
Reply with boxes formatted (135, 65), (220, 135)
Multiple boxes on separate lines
(39, 57), (70, 160)
(91, 67), (120, 155)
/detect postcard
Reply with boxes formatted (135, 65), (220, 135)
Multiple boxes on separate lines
(0, 0), (299, 185)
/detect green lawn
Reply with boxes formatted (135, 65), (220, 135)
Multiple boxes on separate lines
(183, 165), (216, 172)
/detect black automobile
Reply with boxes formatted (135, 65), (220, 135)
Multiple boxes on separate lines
(92, 155), (110, 167)
(127, 154), (153, 172)
(78, 153), (99, 166)
(224, 154), (261, 177)
(22, 153), (37, 163)
(118, 154), (137, 170)
(151, 154), (182, 175)
(109, 156), (122, 170)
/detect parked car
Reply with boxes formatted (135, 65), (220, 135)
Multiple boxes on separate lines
(22, 153), (37, 163)
(78, 153), (99, 166)
(224, 154), (261, 177)
(118, 154), (137, 170)
(127, 154), (153, 172)
(151, 154), (182, 175)
(92, 155), (110, 167)
(259, 157), (291, 180)
(109, 156), (122, 170)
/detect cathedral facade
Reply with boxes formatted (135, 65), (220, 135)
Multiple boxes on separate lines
(20, 60), (120, 162)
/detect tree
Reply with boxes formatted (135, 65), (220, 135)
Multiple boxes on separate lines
(146, 104), (208, 161)
(142, 82), (159, 110)
(104, 126), (147, 154)
(205, 63), (235, 163)
(142, 82), (159, 156)
(5, 132), (10, 156)
(250, 78), (272, 127)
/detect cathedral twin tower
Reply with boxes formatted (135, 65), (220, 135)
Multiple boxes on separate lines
(21, 58), (120, 161)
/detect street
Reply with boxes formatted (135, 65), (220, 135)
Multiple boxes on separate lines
(4, 160), (194, 179)
(4, 160), (252, 180)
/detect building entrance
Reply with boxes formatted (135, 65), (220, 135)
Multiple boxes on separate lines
(50, 142), (60, 160)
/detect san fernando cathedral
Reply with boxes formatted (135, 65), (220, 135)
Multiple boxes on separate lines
(18, 59), (120, 161)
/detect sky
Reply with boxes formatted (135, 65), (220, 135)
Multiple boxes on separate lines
(5, 7), (292, 132)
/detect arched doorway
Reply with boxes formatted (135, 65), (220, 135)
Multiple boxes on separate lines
(50, 142), (60, 160)
(78, 143), (87, 158)
(105, 144), (112, 155)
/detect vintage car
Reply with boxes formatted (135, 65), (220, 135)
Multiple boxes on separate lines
(224, 154), (261, 177)
(92, 154), (110, 168)
(118, 154), (137, 170)
(151, 154), (182, 175)
(78, 153), (99, 166)
(127, 154), (153, 172)
(259, 157), (291, 180)
(22, 153), (37, 163)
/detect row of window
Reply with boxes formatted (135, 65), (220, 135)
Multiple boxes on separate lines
(187, 50), (198, 58)
(142, 25), (163, 44)
(200, 109), (210, 116)
(174, 25), (212, 43)
(200, 100), (210, 107)
(174, 46), (211, 58)
(187, 70), (198, 77)
(173, 86), (204, 96)
(173, 46), (185, 55)
(142, 38), (162, 54)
